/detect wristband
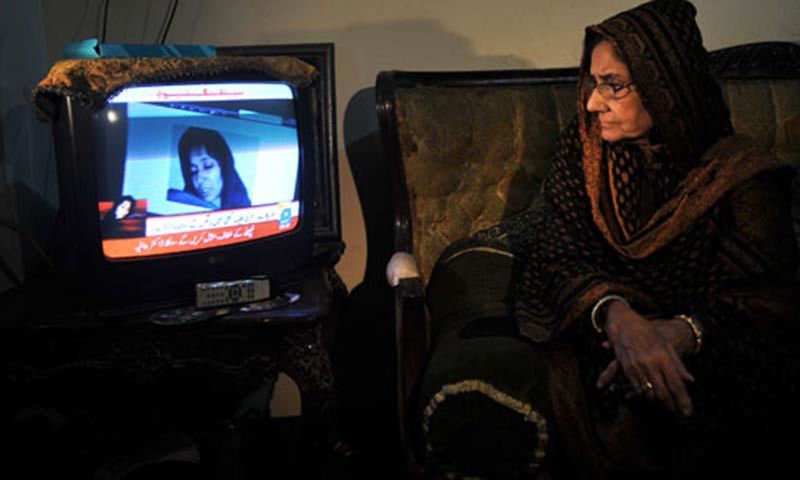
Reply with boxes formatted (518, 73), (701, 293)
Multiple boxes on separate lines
(675, 314), (703, 354)
(591, 294), (629, 333)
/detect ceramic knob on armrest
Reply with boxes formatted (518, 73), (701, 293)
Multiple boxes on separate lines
(386, 252), (421, 287)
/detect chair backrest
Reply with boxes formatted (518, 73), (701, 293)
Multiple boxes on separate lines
(376, 42), (800, 282)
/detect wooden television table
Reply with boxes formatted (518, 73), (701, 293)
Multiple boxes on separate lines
(0, 264), (346, 478)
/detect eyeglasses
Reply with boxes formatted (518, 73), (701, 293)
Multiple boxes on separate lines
(584, 78), (636, 100)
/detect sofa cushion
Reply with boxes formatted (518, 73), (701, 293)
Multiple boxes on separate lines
(419, 239), (552, 478)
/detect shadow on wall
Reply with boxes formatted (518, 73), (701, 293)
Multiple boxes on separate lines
(327, 20), (538, 474)
(334, 18), (538, 285)
(0, 181), (58, 290)
(271, 18), (536, 287)
(1, 0), (58, 293)
(343, 88), (387, 286)
(335, 86), (405, 474)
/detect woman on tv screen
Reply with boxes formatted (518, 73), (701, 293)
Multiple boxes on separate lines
(173, 126), (251, 210)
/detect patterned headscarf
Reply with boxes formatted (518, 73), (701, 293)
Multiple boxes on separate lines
(575, 0), (783, 260)
(579, 0), (733, 171)
(506, 0), (788, 341)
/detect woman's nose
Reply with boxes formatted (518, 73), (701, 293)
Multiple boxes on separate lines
(586, 87), (607, 113)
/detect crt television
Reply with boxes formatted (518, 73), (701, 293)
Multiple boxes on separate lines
(36, 45), (340, 315)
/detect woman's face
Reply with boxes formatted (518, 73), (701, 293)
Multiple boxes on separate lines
(586, 41), (653, 143)
(189, 146), (224, 205)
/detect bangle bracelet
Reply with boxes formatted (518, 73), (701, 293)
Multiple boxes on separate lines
(591, 294), (629, 333)
(675, 314), (703, 354)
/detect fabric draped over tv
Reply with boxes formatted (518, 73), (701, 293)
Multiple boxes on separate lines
(32, 56), (317, 119)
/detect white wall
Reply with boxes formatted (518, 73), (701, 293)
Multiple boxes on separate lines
(41, 0), (800, 290)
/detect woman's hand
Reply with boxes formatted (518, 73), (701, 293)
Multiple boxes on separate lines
(595, 300), (696, 416)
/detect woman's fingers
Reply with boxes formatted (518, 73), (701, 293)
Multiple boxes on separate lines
(601, 308), (696, 416)
(647, 370), (677, 412)
(614, 344), (694, 415)
(642, 350), (693, 416)
(673, 348), (695, 382)
(597, 359), (619, 389)
(665, 349), (694, 415)
(649, 329), (694, 415)
(611, 341), (644, 390)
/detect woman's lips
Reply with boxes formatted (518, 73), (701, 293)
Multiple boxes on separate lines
(198, 183), (213, 197)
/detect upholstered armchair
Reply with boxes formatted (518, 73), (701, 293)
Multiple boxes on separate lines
(366, 42), (800, 478)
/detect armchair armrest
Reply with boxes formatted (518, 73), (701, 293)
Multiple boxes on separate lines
(386, 252), (421, 288)
(394, 276), (427, 401)
(386, 252), (429, 465)
(385, 253), (429, 397)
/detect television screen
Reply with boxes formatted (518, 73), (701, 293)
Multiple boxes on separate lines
(94, 82), (302, 259)
(35, 52), (334, 314)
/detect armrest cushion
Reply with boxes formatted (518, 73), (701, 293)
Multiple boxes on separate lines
(426, 237), (520, 338)
(386, 252), (422, 287)
(415, 237), (551, 478)
(419, 326), (551, 478)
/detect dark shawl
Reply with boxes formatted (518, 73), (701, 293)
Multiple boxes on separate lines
(490, 0), (799, 477)
(511, 0), (796, 343)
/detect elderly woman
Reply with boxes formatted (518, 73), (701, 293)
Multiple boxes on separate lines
(430, 0), (798, 478)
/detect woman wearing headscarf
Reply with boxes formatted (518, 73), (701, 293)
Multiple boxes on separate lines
(476, 0), (798, 477)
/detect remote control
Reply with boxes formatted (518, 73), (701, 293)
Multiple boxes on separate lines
(195, 278), (270, 308)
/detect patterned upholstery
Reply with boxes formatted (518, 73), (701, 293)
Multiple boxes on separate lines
(394, 83), (575, 280)
(387, 44), (800, 282)
(725, 79), (800, 164)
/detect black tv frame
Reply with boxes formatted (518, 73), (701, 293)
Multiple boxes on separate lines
(47, 61), (328, 316)
(217, 43), (341, 247)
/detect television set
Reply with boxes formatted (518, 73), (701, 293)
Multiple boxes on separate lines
(36, 45), (340, 316)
